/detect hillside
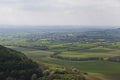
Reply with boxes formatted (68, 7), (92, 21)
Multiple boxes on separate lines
(0, 45), (109, 80)
(0, 45), (42, 80)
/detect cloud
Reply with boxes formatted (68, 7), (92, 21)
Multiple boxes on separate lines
(0, 0), (120, 26)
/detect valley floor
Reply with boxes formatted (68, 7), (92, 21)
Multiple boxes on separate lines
(6, 46), (120, 80)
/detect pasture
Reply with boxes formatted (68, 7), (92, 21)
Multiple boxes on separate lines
(6, 45), (120, 80)
(59, 48), (120, 58)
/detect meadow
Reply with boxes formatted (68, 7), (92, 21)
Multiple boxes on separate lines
(6, 44), (120, 80)
(59, 48), (120, 58)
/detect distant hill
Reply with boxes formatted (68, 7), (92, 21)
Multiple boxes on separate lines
(0, 45), (42, 80)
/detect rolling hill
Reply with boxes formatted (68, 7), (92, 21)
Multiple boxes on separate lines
(0, 45), (42, 80)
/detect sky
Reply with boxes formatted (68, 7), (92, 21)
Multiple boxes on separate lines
(0, 0), (120, 27)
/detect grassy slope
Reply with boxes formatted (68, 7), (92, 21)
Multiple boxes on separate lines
(6, 46), (120, 80)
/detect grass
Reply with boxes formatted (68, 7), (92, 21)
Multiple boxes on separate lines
(41, 57), (120, 74)
(105, 74), (120, 80)
(6, 45), (120, 80)
(59, 51), (120, 58)
(59, 47), (120, 58)
(85, 73), (108, 80)
(24, 50), (53, 60)
(7, 46), (120, 74)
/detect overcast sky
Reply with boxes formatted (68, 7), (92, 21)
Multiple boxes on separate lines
(0, 0), (120, 27)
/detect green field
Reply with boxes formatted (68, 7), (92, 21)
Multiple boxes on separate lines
(41, 57), (120, 73)
(6, 46), (120, 73)
(59, 49), (120, 58)
(6, 44), (120, 80)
